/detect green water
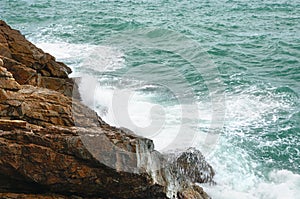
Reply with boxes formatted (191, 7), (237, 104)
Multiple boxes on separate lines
(1, 0), (300, 198)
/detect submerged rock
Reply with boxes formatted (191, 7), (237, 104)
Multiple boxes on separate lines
(0, 20), (214, 199)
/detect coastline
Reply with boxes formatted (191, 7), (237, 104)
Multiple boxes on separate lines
(0, 20), (214, 199)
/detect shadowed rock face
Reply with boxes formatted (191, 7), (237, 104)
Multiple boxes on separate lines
(0, 20), (213, 199)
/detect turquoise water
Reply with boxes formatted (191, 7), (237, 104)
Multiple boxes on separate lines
(1, 0), (300, 198)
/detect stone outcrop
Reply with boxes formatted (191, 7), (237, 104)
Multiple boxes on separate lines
(0, 20), (214, 199)
(0, 20), (80, 99)
(0, 72), (100, 127)
(0, 120), (168, 198)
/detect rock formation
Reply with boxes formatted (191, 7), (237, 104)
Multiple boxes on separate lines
(0, 20), (80, 99)
(170, 148), (215, 184)
(0, 20), (214, 199)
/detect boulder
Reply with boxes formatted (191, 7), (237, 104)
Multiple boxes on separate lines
(172, 148), (215, 184)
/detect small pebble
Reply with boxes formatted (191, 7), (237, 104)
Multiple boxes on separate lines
(0, 58), (3, 67)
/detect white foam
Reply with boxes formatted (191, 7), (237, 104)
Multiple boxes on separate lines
(33, 41), (299, 199)
(202, 138), (297, 199)
(224, 85), (294, 130)
(200, 86), (299, 199)
(203, 168), (300, 199)
(91, 86), (187, 151)
(36, 42), (93, 62)
(33, 41), (217, 152)
(79, 82), (215, 152)
(259, 170), (300, 199)
(35, 42), (125, 74)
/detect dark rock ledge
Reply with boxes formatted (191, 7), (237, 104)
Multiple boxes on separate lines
(0, 20), (214, 199)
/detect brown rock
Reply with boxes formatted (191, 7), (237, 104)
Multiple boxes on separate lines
(0, 20), (70, 78)
(0, 55), (79, 99)
(40, 76), (81, 99)
(178, 188), (203, 199)
(0, 78), (20, 91)
(0, 81), (212, 199)
(0, 55), (38, 84)
(0, 66), (13, 78)
(178, 185), (210, 199)
(0, 84), (99, 127)
(0, 22), (79, 98)
(0, 20), (214, 199)
(0, 119), (27, 130)
(0, 67), (21, 91)
(0, 122), (168, 198)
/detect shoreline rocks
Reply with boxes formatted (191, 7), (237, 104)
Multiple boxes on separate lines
(0, 20), (80, 99)
(0, 20), (214, 199)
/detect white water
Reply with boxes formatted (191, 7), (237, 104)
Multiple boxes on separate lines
(36, 41), (300, 199)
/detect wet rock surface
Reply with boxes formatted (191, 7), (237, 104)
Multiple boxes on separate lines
(0, 20), (214, 199)
(172, 148), (215, 184)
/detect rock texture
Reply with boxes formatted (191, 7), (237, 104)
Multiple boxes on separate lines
(0, 20), (214, 199)
(177, 185), (210, 199)
(171, 148), (215, 184)
(0, 20), (80, 99)
(0, 120), (167, 198)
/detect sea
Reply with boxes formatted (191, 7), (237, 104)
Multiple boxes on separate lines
(1, 0), (300, 198)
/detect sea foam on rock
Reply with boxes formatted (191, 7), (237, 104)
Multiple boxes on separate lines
(0, 20), (214, 199)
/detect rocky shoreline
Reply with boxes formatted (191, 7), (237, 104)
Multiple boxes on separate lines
(0, 20), (214, 199)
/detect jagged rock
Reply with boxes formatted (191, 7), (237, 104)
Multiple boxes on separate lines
(178, 185), (210, 199)
(0, 20), (213, 199)
(0, 66), (21, 91)
(0, 21), (79, 99)
(163, 147), (215, 191)
(0, 83), (100, 127)
(173, 148), (215, 184)
(0, 120), (170, 198)
(0, 20), (70, 78)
